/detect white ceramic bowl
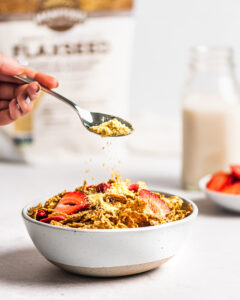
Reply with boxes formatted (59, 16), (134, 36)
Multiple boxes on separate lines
(199, 175), (240, 212)
(22, 192), (198, 277)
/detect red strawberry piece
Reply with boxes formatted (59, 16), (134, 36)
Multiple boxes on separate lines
(129, 183), (139, 192)
(139, 189), (170, 216)
(230, 165), (240, 180)
(40, 215), (66, 223)
(53, 192), (89, 215)
(207, 171), (233, 192)
(96, 183), (112, 193)
(36, 210), (47, 220)
(86, 185), (93, 190)
(221, 182), (240, 194)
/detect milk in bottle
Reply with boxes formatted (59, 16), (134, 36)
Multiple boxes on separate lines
(182, 47), (240, 189)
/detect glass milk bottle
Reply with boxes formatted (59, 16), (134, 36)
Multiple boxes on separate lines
(182, 46), (240, 190)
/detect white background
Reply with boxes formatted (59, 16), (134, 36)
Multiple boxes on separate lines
(130, 0), (240, 116)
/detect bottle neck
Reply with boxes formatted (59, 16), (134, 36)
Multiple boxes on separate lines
(190, 46), (234, 74)
(184, 47), (240, 106)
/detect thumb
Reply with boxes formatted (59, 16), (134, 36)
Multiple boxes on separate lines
(0, 53), (23, 76)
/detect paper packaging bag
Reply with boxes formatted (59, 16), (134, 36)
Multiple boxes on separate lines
(0, 0), (134, 162)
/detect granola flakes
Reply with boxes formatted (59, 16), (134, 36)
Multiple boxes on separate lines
(28, 174), (192, 229)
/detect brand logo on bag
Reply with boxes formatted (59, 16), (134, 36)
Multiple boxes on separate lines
(35, 8), (87, 31)
(35, 0), (86, 31)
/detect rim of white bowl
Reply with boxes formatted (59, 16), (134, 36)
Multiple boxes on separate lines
(22, 191), (198, 233)
(199, 174), (240, 198)
(199, 175), (211, 191)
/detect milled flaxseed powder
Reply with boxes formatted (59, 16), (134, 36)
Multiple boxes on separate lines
(90, 118), (132, 137)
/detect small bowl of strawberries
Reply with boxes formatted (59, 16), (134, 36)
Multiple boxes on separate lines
(199, 165), (240, 212)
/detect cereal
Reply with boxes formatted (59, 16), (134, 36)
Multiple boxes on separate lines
(90, 118), (132, 137)
(28, 174), (192, 229)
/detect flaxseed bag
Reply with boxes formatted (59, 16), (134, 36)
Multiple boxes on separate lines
(0, 0), (134, 162)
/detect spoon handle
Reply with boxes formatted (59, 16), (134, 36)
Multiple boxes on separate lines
(14, 75), (79, 111)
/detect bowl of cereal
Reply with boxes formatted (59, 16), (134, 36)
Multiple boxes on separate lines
(22, 175), (198, 277)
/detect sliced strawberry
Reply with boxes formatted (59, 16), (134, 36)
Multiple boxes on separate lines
(207, 171), (233, 192)
(86, 185), (93, 190)
(96, 183), (112, 193)
(53, 192), (89, 215)
(36, 210), (47, 220)
(221, 182), (240, 194)
(139, 189), (170, 216)
(129, 183), (139, 192)
(40, 215), (66, 223)
(230, 165), (240, 180)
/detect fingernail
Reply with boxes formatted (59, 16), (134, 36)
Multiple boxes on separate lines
(16, 103), (21, 110)
(25, 97), (31, 104)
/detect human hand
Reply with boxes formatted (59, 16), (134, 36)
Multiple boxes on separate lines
(0, 53), (58, 126)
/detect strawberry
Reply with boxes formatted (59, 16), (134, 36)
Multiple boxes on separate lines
(207, 171), (233, 192)
(96, 183), (112, 193)
(230, 165), (240, 180)
(53, 192), (89, 215)
(86, 185), (93, 190)
(40, 215), (66, 223)
(36, 210), (47, 220)
(129, 183), (139, 192)
(221, 182), (240, 195)
(139, 189), (170, 216)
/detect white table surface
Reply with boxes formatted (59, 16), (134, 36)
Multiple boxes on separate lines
(0, 155), (239, 300)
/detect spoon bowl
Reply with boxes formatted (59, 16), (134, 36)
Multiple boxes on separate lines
(81, 111), (134, 136)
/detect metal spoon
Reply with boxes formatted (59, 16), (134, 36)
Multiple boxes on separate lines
(14, 75), (133, 137)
